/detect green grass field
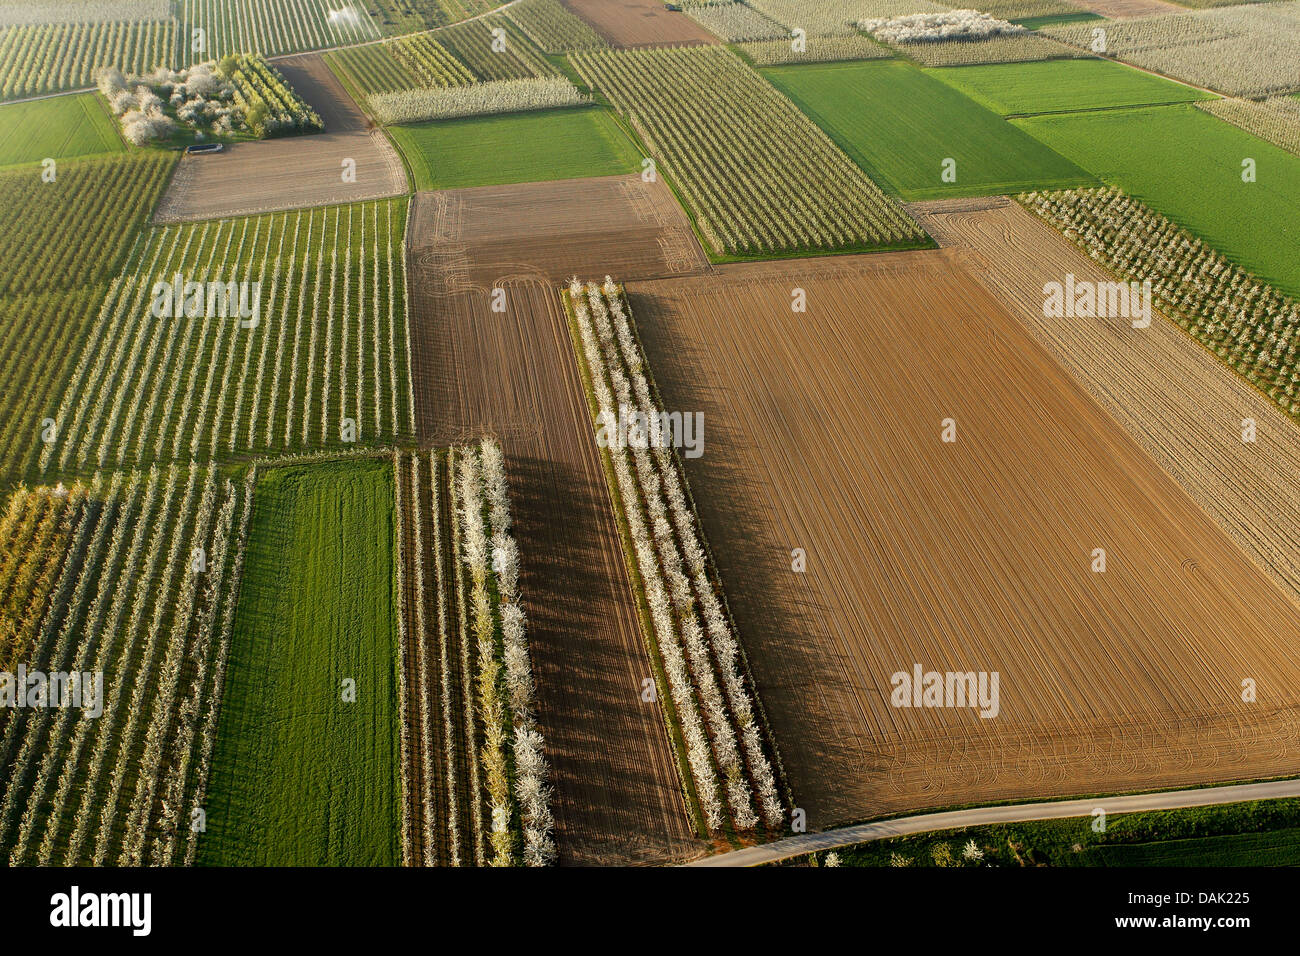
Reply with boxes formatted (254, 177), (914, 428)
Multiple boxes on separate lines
(389, 106), (640, 190)
(1016, 103), (1300, 297)
(198, 459), (402, 867)
(764, 59), (1095, 201)
(931, 58), (1215, 117)
(0, 93), (121, 167)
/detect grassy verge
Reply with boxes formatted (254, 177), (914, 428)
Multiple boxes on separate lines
(786, 798), (1300, 867)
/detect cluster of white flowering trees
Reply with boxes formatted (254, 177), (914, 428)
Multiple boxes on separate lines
(1023, 187), (1300, 417)
(454, 441), (556, 865)
(568, 277), (785, 834)
(0, 461), (253, 866)
(370, 76), (586, 124)
(859, 10), (1026, 43)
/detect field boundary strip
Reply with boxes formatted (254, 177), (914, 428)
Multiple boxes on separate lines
(688, 778), (1300, 866)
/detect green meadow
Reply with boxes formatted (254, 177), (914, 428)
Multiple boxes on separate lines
(0, 92), (121, 167)
(763, 59), (1094, 201)
(1017, 103), (1300, 297)
(930, 58), (1215, 117)
(389, 105), (641, 190)
(199, 459), (402, 867)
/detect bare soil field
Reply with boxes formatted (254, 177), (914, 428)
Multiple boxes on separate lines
(627, 251), (1300, 828)
(1069, 0), (1183, 17)
(153, 54), (405, 223)
(911, 195), (1300, 616)
(407, 173), (709, 290)
(405, 183), (706, 864)
(562, 0), (718, 47)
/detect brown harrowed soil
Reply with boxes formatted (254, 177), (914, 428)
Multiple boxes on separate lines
(625, 245), (1300, 830)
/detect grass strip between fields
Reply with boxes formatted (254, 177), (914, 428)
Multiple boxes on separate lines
(198, 457), (402, 866)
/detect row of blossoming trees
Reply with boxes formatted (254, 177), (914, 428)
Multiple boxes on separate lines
(394, 441), (555, 866)
(1022, 187), (1300, 418)
(567, 277), (787, 835)
(0, 462), (254, 865)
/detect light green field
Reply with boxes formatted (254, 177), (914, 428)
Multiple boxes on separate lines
(0, 92), (122, 167)
(764, 59), (1095, 201)
(389, 106), (640, 190)
(199, 459), (402, 867)
(931, 58), (1215, 117)
(1016, 103), (1300, 297)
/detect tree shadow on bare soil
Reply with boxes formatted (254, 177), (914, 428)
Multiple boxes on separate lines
(631, 289), (896, 830)
(506, 450), (702, 865)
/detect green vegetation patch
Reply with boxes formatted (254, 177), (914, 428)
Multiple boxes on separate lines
(791, 797), (1300, 867)
(199, 458), (402, 866)
(765, 58), (1095, 201)
(389, 106), (640, 190)
(1014, 12), (1103, 30)
(931, 58), (1215, 117)
(1016, 103), (1300, 297)
(0, 92), (121, 167)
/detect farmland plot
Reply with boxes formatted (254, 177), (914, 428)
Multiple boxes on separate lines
(153, 53), (407, 222)
(929, 58), (1212, 116)
(0, 18), (173, 99)
(178, 0), (382, 64)
(911, 194), (1300, 645)
(626, 253), (1300, 826)
(746, 0), (949, 36)
(0, 92), (121, 167)
(561, 0), (718, 47)
(39, 198), (414, 478)
(737, 34), (893, 66)
(390, 108), (639, 190)
(572, 46), (925, 256)
(0, 464), (252, 866)
(505, 0), (607, 53)
(1016, 104), (1300, 296)
(397, 442), (555, 865)
(199, 458), (399, 866)
(0, 152), (174, 488)
(766, 60), (1094, 200)
(405, 186), (705, 864)
(1043, 7), (1300, 96)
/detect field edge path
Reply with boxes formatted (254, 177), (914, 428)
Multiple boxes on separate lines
(688, 778), (1300, 867)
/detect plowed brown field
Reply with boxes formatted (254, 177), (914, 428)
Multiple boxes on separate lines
(405, 180), (709, 864)
(562, 0), (718, 47)
(407, 174), (708, 290)
(911, 195), (1300, 606)
(154, 53), (406, 223)
(627, 250), (1300, 829)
